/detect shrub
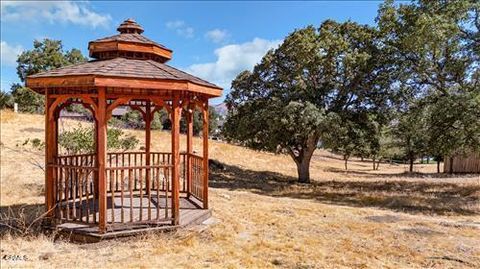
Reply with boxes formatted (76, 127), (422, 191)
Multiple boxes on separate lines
(21, 138), (45, 151)
(121, 110), (144, 129)
(58, 124), (139, 155)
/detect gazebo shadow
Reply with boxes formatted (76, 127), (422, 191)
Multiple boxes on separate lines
(209, 163), (480, 216)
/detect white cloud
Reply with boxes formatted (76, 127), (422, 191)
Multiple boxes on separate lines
(186, 38), (281, 90)
(166, 20), (194, 38)
(1, 41), (23, 66)
(1, 1), (111, 28)
(166, 20), (185, 29)
(205, 29), (229, 43)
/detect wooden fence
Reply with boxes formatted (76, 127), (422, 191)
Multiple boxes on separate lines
(444, 153), (480, 173)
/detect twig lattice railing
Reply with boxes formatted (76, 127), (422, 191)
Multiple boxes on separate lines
(53, 153), (97, 224)
(50, 152), (204, 228)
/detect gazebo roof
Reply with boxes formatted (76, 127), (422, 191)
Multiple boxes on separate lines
(26, 19), (222, 97)
(87, 19), (173, 63)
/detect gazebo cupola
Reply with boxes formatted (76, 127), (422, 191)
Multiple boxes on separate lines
(88, 18), (172, 63)
(25, 19), (221, 239)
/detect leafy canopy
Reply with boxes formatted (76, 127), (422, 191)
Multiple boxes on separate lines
(224, 20), (394, 182)
(16, 39), (87, 82)
(10, 38), (88, 114)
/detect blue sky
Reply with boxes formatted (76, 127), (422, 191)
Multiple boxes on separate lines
(1, 1), (386, 103)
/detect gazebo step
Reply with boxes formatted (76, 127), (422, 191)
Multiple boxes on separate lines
(55, 208), (212, 243)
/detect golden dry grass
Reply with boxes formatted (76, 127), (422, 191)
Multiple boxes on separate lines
(1, 110), (479, 268)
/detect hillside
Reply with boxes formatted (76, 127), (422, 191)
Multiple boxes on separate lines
(1, 111), (479, 268)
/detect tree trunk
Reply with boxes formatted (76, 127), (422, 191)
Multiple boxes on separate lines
(290, 135), (318, 184)
(437, 161), (440, 173)
(361, 156), (364, 162)
(296, 158), (311, 184)
(427, 157), (430, 164)
(449, 156), (454, 174)
(409, 157), (414, 172)
(372, 156), (376, 170)
(376, 159), (381, 170)
(344, 155), (349, 170)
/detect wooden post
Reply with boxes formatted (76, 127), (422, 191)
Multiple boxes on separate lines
(171, 97), (181, 225)
(52, 109), (59, 221)
(145, 101), (151, 194)
(186, 105), (193, 198)
(44, 90), (55, 219)
(97, 88), (108, 233)
(202, 100), (209, 209)
(94, 119), (99, 199)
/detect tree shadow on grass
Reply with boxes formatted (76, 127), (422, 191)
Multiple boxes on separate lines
(210, 163), (480, 216)
(324, 167), (480, 179)
(0, 203), (45, 237)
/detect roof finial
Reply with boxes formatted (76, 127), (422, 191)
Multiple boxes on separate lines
(117, 18), (144, 34)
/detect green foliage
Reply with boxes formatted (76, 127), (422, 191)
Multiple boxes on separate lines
(21, 138), (45, 151)
(10, 83), (44, 113)
(120, 110), (145, 129)
(115, 107), (219, 136)
(394, 106), (429, 155)
(181, 106), (220, 136)
(108, 117), (125, 129)
(0, 91), (13, 109)
(377, 0), (476, 98)
(58, 126), (95, 154)
(105, 128), (139, 152)
(151, 110), (169, 130)
(10, 39), (87, 114)
(427, 89), (480, 158)
(208, 106), (220, 134)
(16, 39), (87, 82)
(377, 127), (404, 162)
(58, 125), (139, 155)
(376, 0), (479, 172)
(323, 112), (382, 170)
(224, 21), (393, 182)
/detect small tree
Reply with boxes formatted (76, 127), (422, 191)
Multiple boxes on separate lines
(375, 127), (402, 170)
(323, 112), (381, 170)
(392, 106), (429, 172)
(58, 125), (139, 155)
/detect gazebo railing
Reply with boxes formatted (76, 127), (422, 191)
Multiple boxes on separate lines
(105, 164), (173, 225)
(190, 154), (205, 202)
(53, 153), (98, 224)
(51, 151), (204, 227)
(106, 152), (188, 193)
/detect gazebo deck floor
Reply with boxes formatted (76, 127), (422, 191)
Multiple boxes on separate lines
(53, 196), (211, 243)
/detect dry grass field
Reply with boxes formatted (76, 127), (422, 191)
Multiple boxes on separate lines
(1, 110), (479, 268)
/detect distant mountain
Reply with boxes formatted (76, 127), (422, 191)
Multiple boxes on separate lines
(213, 103), (228, 117)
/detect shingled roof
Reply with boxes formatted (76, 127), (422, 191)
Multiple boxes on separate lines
(28, 57), (218, 88)
(26, 19), (222, 96)
(89, 33), (171, 51)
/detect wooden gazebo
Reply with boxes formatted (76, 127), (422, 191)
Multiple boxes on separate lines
(26, 19), (222, 239)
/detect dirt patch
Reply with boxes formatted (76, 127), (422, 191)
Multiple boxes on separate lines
(401, 226), (444, 236)
(439, 220), (480, 229)
(365, 214), (403, 223)
(21, 128), (44, 133)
